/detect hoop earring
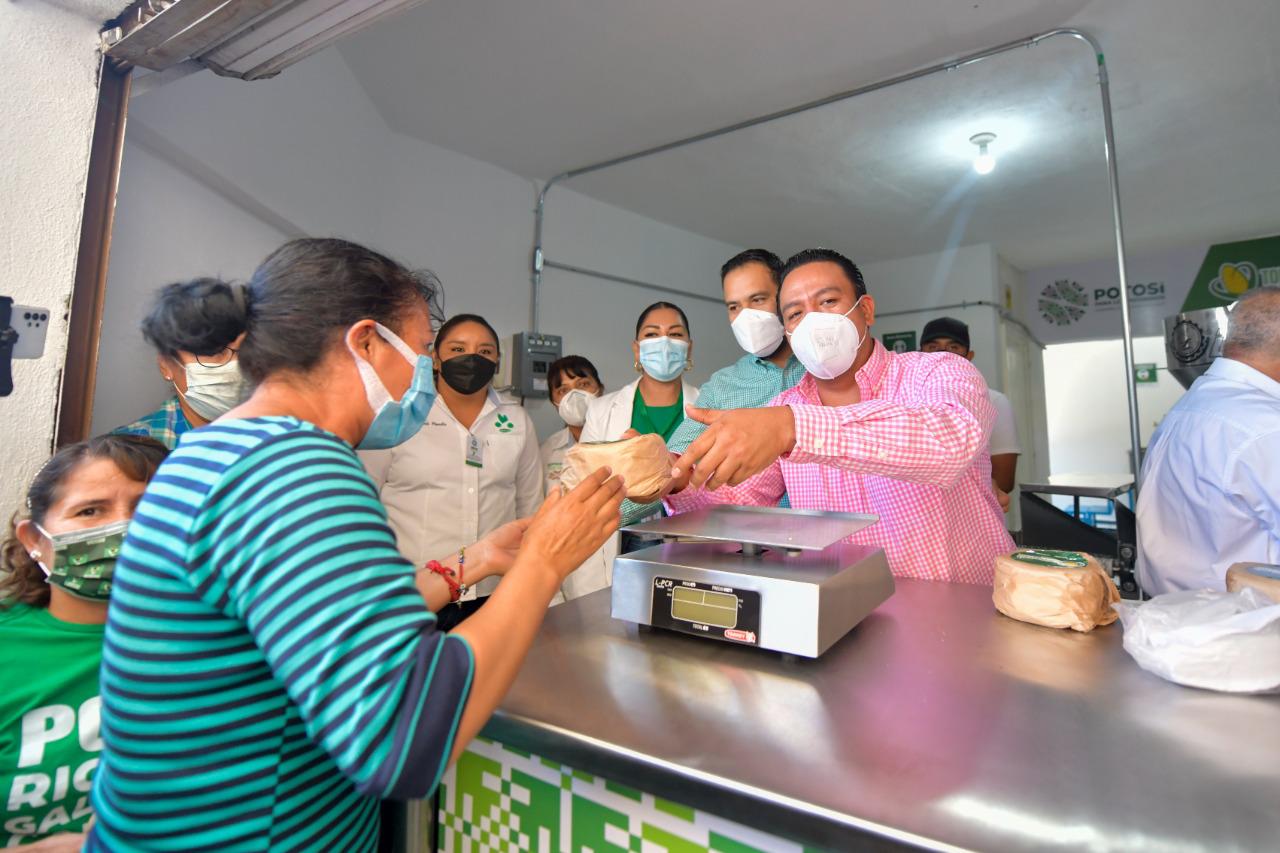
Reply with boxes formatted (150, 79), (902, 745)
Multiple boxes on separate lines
(634, 360), (642, 373)
(684, 360), (693, 373)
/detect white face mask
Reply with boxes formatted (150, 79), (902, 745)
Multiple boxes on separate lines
(556, 388), (593, 427)
(786, 298), (866, 381)
(180, 360), (251, 420)
(730, 308), (785, 357)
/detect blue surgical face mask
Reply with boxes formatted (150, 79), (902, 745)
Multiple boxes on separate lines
(350, 323), (436, 450)
(637, 336), (690, 382)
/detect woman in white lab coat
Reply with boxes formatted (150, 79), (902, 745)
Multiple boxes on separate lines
(541, 354), (605, 492)
(363, 313), (543, 629)
(581, 301), (699, 556)
(540, 355), (610, 602)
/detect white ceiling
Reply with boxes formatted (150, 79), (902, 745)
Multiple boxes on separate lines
(337, 0), (1280, 268)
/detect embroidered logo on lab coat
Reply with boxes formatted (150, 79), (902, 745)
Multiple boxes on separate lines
(495, 413), (514, 433)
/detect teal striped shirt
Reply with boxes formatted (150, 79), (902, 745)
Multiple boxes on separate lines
(667, 353), (806, 454)
(88, 418), (474, 852)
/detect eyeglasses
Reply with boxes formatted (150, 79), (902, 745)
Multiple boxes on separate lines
(194, 346), (238, 368)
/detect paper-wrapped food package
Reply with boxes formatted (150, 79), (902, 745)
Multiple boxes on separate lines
(1225, 563), (1280, 604)
(560, 434), (673, 503)
(992, 549), (1120, 632)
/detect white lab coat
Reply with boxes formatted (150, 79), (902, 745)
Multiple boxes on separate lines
(539, 425), (611, 604)
(580, 376), (700, 444)
(578, 376), (700, 587)
(539, 426), (575, 494)
(361, 390), (543, 598)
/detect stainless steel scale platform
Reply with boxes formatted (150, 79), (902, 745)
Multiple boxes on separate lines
(611, 505), (894, 658)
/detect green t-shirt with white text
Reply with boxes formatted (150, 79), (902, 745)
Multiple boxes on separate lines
(0, 602), (104, 845)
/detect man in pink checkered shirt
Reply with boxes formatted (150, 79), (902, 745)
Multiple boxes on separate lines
(666, 248), (1013, 584)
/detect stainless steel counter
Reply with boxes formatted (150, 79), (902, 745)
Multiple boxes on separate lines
(479, 581), (1280, 852)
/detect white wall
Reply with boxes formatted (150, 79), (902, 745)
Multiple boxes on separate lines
(860, 243), (1004, 388)
(2, 0), (126, 515)
(1043, 336), (1188, 475)
(93, 49), (744, 441)
(91, 143), (290, 433)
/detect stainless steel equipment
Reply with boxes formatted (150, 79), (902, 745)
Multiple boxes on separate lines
(1164, 306), (1229, 389)
(1020, 474), (1139, 597)
(611, 506), (894, 658)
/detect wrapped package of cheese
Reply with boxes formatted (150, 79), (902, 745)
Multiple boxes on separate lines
(1225, 563), (1280, 604)
(560, 434), (673, 503)
(992, 549), (1120, 632)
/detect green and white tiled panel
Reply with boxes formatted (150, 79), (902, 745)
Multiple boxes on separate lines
(438, 738), (817, 853)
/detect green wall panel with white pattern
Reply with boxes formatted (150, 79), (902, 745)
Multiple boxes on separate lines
(438, 738), (823, 853)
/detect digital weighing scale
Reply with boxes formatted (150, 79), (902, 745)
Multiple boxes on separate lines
(611, 505), (895, 658)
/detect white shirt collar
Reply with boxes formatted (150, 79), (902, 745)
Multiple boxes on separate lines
(1206, 357), (1280, 401)
(433, 388), (503, 427)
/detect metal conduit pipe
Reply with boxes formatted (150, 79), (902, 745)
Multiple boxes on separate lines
(543, 260), (725, 307)
(531, 27), (1141, 485)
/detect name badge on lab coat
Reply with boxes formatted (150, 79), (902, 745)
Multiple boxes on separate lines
(466, 433), (484, 468)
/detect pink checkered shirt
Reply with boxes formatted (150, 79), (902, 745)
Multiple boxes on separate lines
(666, 341), (1013, 584)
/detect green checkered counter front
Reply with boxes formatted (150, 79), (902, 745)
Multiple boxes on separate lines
(438, 739), (821, 853)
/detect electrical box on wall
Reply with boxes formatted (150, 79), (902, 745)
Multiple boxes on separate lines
(498, 331), (562, 398)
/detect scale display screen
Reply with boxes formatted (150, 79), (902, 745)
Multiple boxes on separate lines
(671, 587), (738, 628)
(651, 577), (760, 646)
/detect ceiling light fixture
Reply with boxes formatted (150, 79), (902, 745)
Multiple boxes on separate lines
(970, 132), (997, 175)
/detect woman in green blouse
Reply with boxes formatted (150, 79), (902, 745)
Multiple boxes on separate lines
(580, 302), (700, 544)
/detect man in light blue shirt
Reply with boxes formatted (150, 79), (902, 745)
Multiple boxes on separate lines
(1137, 286), (1280, 595)
(668, 249), (806, 457)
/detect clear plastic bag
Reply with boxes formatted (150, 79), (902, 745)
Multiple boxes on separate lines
(1113, 588), (1280, 693)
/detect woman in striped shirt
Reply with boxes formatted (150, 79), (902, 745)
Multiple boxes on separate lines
(88, 238), (624, 851)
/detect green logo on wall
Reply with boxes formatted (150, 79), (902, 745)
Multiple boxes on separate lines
(1038, 279), (1088, 326)
(882, 331), (917, 353)
(1181, 235), (1280, 310)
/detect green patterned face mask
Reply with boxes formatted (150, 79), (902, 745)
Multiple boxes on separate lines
(34, 519), (128, 602)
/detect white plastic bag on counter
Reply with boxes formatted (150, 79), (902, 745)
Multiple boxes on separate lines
(1113, 588), (1280, 693)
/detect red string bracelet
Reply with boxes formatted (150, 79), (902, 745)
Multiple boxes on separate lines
(425, 546), (468, 604)
(425, 560), (462, 603)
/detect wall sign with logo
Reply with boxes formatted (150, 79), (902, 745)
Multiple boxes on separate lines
(1023, 234), (1280, 345)
(882, 331), (917, 353)
(1134, 363), (1157, 383)
(1180, 235), (1280, 311)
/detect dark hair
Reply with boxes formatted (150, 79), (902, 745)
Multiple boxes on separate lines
(436, 313), (501, 356)
(547, 355), (603, 394)
(780, 248), (867, 298)
(721, 249), (782, 287)
(635, 301), (691, 339)
(141, 277), (248, 359)
(239, 238), (445, 385)
(2, 434), (168, 609)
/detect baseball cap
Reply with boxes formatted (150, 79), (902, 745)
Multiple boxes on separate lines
(921, 317), (970, 350)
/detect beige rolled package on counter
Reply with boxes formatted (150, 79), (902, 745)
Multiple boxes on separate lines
(560, 434), (674, 503)
(993, 549), (1120, 632)
(1226, 563), (1280, 603)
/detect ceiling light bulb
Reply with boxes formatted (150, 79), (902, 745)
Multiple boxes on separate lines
(970, 132), (997, 175)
